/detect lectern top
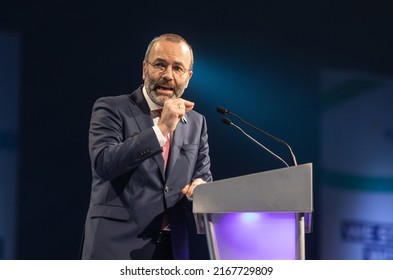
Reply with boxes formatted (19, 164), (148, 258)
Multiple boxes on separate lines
(193, 163), (313, 214)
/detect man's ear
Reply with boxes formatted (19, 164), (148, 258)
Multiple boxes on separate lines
(142, 61), (147, 80)
(184, 71), (193, 89)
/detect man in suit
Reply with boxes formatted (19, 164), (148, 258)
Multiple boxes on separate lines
(81, 34), (212, 260)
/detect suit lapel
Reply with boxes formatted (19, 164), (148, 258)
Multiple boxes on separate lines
(129, 87), (166, 179)
(166, 115), (187, 179)
(128, 87), (152, 132)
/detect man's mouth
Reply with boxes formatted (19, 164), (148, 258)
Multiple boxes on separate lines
(156, 85), (174, 93)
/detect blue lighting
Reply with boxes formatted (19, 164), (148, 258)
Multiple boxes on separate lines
(240, 212), (260, 223)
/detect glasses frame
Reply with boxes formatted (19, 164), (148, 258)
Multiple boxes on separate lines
(145, 60), (191, 78)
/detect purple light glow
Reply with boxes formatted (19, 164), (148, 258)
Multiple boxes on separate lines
(211, 212), (297, 259)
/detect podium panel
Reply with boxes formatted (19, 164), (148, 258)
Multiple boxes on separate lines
(193, 163), (313, 260)
(210, 212), (297, 260)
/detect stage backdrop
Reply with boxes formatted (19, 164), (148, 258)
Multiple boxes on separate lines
(0, 32), (20, 259)
(319, 68), (393, 259)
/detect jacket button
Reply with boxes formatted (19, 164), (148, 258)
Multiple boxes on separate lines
(164, 186), (170, 192)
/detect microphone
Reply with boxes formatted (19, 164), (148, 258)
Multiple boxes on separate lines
(217, 106), (297, 166)
(221, 117), (289, 167)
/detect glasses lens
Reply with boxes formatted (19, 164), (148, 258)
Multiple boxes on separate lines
(147, 61), (187, 77)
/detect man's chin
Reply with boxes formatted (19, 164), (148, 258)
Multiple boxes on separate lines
(147, 90), (167, 105)
(152, 95), (171, 106)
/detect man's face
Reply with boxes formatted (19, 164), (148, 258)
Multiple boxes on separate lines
(143, 39), (193, 106)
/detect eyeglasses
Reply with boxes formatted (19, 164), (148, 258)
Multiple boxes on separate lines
(145, 60), (191, 77)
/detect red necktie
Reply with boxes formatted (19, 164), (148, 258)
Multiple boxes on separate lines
(154, 109), (170, 169)
(162, 134), (170, 170)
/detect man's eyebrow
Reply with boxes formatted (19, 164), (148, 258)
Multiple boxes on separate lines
(151, 58), (166, 63)
(154, 58), (187, 68)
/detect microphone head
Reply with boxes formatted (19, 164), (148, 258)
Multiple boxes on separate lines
(221, 117), (232, 126)
(216, 106), (228, 115)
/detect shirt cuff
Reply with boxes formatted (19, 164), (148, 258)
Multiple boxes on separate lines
(152, 125), (167, 147)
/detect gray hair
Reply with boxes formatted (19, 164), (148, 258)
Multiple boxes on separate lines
(144, 33), (194, 70)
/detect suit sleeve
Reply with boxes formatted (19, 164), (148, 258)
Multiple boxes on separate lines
(89, 97), (162, 181)
(192, 115), (213, 183)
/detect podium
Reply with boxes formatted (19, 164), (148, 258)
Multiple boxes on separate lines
(193, 163), (313, 260)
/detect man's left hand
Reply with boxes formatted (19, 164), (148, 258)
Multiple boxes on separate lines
(181, 178), (206, 200)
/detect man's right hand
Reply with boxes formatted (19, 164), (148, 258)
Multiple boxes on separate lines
(158, 98), (194, 135)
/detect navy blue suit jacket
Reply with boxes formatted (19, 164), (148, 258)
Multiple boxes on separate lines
(81, 86), (212, 259)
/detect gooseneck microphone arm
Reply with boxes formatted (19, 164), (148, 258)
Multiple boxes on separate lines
(217, 106), (297, 166)
(221, 117), (289, 167)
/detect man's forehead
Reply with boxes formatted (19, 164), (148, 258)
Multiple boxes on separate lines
(149, 40), (192, 63)
(152, 39), (189, 53)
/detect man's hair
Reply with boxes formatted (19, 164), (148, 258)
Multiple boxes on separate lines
(144, 33), (194, 70)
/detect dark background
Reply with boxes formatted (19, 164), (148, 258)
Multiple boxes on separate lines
(1, 0), (393, 259)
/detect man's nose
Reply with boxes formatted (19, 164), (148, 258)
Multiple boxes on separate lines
(161, 66), (174, 79)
